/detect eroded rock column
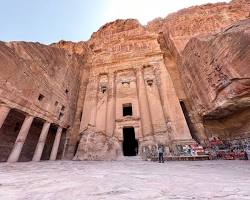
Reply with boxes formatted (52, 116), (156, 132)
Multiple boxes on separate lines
(32, 121), (51, 161)
(0, 104), (10, 129)
(7, 115), (34, 162)
(136, 66), (153, 137)
(49, 127), (63, 161)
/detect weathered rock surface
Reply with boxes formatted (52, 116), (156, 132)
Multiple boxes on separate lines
(145, 0), (250, 143)
(87, 19), (161, 66)
(182, 19), (250, 117)
(73, 126), (122, 161)
(0, 41), (84, 126)
(147, 0), (250, 53)
(51, 40), (88, 56)
(180, 19), (250, 139)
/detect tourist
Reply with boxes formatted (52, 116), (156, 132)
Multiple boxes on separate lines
(158, 145), (164, 163)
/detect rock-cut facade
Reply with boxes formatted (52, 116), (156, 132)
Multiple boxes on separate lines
(0, 0), (249, 161)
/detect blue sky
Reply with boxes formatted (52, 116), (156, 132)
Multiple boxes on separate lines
(0, 0), (230, 44)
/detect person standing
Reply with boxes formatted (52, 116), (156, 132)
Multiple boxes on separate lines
(158, 145), (164, 163)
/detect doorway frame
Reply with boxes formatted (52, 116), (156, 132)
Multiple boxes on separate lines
(122, 126), (138, 156)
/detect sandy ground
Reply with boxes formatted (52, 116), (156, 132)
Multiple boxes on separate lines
(0, 158), (250, 200)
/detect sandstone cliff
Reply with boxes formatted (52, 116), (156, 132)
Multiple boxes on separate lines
(144, 0), (250, 142)
(0, 41), (84, 127)
(180, 19), (250, 139)
(147, 0), (250, 53)
(86, 19), (161, 66)
(50, 40), (88, 56)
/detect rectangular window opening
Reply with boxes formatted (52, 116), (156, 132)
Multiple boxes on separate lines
(123, 103), (132, 117)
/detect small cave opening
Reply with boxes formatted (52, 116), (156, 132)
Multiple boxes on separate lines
(38, 94), (44, 101)
(147, 79), (153, 87)
(101, 86), (107, 94)
(122, 127), (138, 156)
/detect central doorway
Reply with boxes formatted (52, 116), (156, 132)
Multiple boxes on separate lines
(123, 127), (138, 156)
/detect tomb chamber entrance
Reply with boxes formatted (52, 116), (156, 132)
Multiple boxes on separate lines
(122, 127), (138, 156)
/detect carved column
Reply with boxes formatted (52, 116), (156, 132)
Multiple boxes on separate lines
(155, 63), (192, 140)
(32, 121), (51, 161)
(7, 115), (34, 162)
(49, 127), (63, 161)
(133, 71), (143, 140)
(80, 74), (99, 131)
(0, 104), (10, 129)
(136, 66), (153, 137)
(105, 72), (116, 137)
(96, 74), (108, 131)
(92, 75), (99, 127)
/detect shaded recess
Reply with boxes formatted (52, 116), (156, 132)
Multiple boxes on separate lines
(123, 127), (138, 156)
(0, 109), (25, 162)
(41, 125), (57, 161)
(56, 129), (67, 160)
(179, 101), (199, 142)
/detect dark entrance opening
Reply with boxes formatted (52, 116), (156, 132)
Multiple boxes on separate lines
(123, 127), (138, 156)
